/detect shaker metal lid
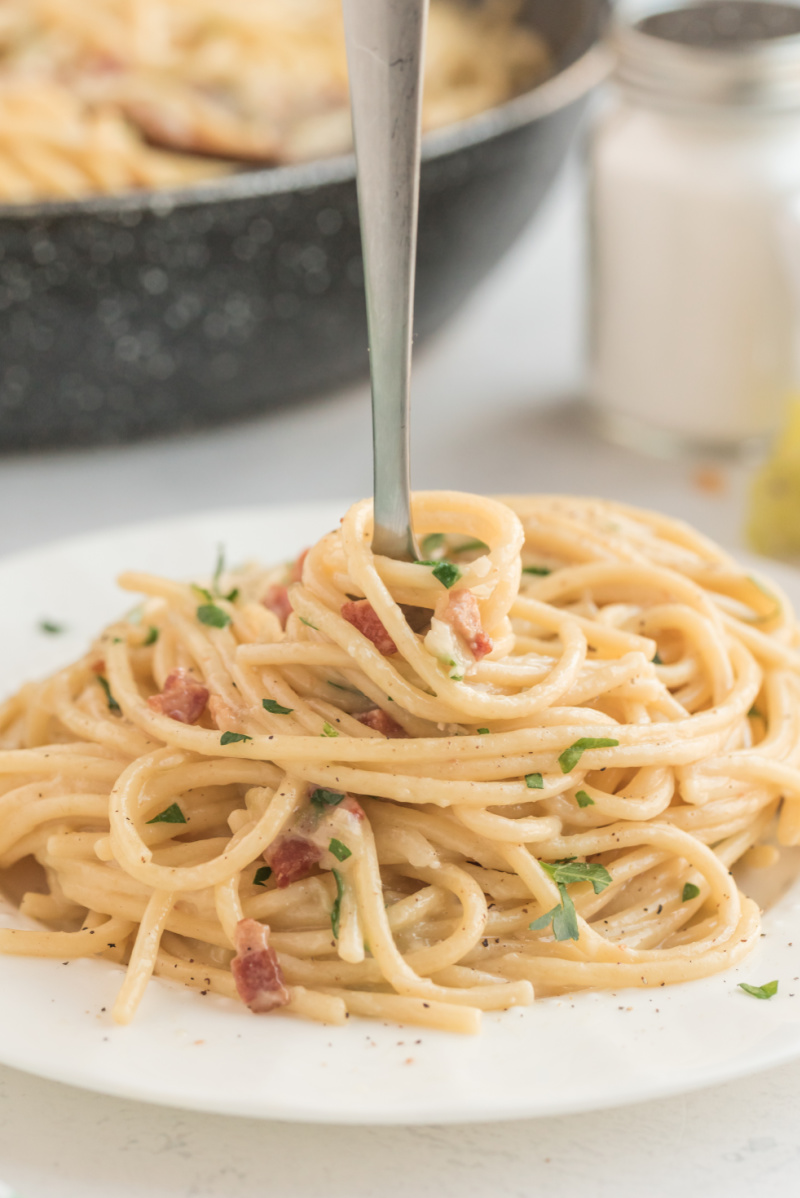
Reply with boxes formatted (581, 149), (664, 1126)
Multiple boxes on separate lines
(614, 1), (800, 112)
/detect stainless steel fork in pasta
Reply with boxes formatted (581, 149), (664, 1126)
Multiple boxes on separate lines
(0, 491), (796, 1033)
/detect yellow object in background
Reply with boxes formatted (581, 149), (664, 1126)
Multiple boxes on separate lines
(748, 397), (800, 558)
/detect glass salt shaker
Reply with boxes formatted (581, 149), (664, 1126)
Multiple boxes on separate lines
(589, 0), (800, 454)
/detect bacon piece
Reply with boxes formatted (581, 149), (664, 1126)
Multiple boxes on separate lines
(339, 794), (365, 821)
(290, 549), (309, 584)
(356, 708), (407, 738)
(262, 551), (308, 628)
(231, 918), (290, 1014)
(262, 584), (293, 628)
(85, 52), (125, 75)
(443, 590), (493, 661)
(263, 835), (323, 888)
(91, 658), (106, 674)
(341, 600), (397, 656)
(264, 794), (366, 879)
(314, 793), (365, 835)
(306, 793), (365, 866)
(147, 667), (208, 724)
(208, 695), (248, 736)
(117, 89), (283, 162)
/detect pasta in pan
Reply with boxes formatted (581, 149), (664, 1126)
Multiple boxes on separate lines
(0, 491), (796, 1033)
(0, 0), (550, 202)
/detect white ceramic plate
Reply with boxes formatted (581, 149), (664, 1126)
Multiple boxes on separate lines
(1, 502), (800, 1126)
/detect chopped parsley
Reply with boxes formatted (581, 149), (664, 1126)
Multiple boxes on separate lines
(311, 787), (346, 810)
(525, 772), (544, 789)
(299, 616), (318, 630)
(253, 865), (272, 886)
(528, 885), (579, 942)
(263, 699), (293, 715)
(329, 838), (352, 862)
(144, 625), (159, 646)
(432, 561), (461, 589)
(456, 538), (489, 554)
(522, 565), (551, 576)
(202, 549), (238, 603)
(477, 728), (490, 735)
(739, 980), (778, 1000)
(147, 802), (186, 825)
(39, 620), (65, 635)
(197, 603), (231, 628)
(681, 882), (700, 902)
(330, 868), (345, 939)
(652, 652), (663, 665)
(559, 737), (619, 774)
(420, 533), (446, 557)
(575, 790), (595, 808)
(418, 560), (462, 589)
(213, 544), (225, 592)
(528, 860), (611, 941)
(321, 721), (339, 737)
(220, 731), (252, 745)
(541, 859), (612, 894)
(748, 705), (762, 719)
(97, 675), (120, 713)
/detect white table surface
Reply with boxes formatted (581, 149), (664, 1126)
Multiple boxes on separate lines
(0, 163), (791, 1198)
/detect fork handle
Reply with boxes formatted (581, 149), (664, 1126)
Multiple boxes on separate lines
(342, 0), (428, 561)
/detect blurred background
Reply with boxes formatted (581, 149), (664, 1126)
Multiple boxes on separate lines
(0, 0), (799, 565)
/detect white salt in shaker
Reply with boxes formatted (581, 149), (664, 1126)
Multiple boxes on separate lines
(589, 0), (800, 453)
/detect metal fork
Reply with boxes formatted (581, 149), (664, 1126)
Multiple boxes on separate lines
(342, 0), (428, 561)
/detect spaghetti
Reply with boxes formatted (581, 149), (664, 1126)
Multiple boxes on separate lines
(0, 491), (795, 1033)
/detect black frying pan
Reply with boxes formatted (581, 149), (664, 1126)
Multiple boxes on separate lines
(0, 0), (610, 449)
